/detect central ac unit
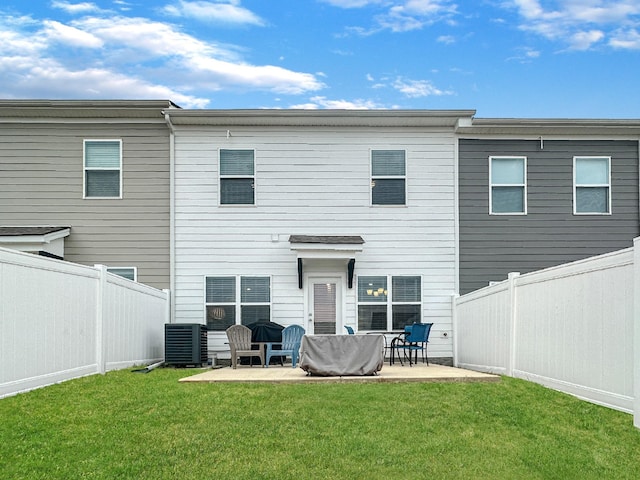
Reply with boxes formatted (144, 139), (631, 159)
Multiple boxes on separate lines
(164, 323), (208, 367)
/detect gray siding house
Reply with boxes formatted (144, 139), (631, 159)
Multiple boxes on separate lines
(0, 100), (176, 289)
(457, 119), (640, 295)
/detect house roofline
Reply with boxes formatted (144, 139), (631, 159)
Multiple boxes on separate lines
(457, 117), (640, 136)
(0, 99), (180, 122)
(164, 109), (477, 127)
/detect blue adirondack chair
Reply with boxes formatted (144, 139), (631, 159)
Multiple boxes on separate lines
(264, 324), (305, 368)
(344, 325), (355, 334)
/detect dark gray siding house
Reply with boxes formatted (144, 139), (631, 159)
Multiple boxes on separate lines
(0, 100), (176, 290)
(457, 119), (640, 295)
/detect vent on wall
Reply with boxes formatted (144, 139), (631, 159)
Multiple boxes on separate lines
(165, 323), (208, 367)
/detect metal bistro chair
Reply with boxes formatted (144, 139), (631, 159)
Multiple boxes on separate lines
(393, 323), (433, 366)
(265, 324), (305, 368)
(389, 324), (412, 366)
(226, 325), (265, 369)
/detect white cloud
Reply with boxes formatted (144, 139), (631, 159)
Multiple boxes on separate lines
(568, 29), (605, 50)
(0, 12), (324, 106)
(66, 16), (324, 93)
(508, 0), (640, 50)
(290, 96), (383, 109)
(51, 1), (102, 14)
(162, 0), (265, 26)
(0, 55), (208, 107)
(437, 34), (455, 44)
(609, 28), (640, 49)
(324, 0), (458, 34)
(320, 0), (384, 7)
(378, 1), (458, 32)
(43, 20), (103, 48)
(392, 77), (453, 97)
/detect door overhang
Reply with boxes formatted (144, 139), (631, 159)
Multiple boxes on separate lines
(289, 235), (364, 289)
(0, 226), (71, 259)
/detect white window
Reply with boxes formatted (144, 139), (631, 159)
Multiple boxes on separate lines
(84, 140), (122, 198)
(205, 276), (270, 331)
(357, 275), (421, 331)
(574, 157), (611, 214)
(107, 267), (137, 281)
(219, 149), (255, 205)
(490, 156), (526, 214)
(371, 150), (406, 205)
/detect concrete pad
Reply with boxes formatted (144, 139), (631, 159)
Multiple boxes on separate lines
(179, 363), (499, 384)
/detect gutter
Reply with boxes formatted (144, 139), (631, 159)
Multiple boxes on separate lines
(163, 110), (176, 324)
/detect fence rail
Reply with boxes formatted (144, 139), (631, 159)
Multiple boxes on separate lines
(0, 247), (169, 398)
(454, 239), (640, 428)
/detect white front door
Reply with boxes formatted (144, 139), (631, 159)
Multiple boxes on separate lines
(307, 276), (342, 335)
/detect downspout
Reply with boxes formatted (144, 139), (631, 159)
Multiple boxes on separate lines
(163, 111), (176, 323)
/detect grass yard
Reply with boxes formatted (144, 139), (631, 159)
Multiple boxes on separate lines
(1, 368), (640, 479)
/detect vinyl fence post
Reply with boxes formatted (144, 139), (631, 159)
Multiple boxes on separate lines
(95, 264), (108, 375)
(163, 289), (171, 324)
(633, 238), (640, 429)
(507, 272), (520, 378)
(452, 293), (459, 367)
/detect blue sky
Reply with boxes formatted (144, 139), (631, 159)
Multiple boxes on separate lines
(1, 1), (639, 117)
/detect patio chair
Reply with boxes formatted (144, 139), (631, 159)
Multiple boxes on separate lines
(265, 324), (305, 368)
(226, 325), (265, 369)
(393, 322), (433, 366)
(344, 325), (355, 334)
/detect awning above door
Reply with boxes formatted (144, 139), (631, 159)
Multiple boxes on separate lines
(289, 235), (364, 289)
(289, 235), (364, 258)
(0, 226), (71, 259)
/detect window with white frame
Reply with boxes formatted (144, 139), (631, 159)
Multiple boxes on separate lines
(371, 150), (406, 205)
(205, 276), (270, 331)
(490, 156), (526, 214)
(357, 275), (421, 331)
(107, 267), (137, 281)
(574, 156), (611, 214)
(84, 140), (122, 198)
(220, 149), (255, 205)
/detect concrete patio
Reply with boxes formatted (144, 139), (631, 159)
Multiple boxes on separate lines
(180, 362), (500, 384)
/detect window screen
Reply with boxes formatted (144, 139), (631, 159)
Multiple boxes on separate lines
(490, 157), (526, 214)
(220, 149), (255, 205)
(357, 275), (421, 331)
(84, 140), (121, 198)
(574, 157), (610, 214)
(205, 276), (270, 330)
(371, 150), (406, 205)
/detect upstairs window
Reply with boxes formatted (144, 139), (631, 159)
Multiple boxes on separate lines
(205, 276), (270, 331)
(107, 267), (137, 282)
(220, 149), (255, 205)
(490, 156), (526, 214)
(84, 140), (122, 198)
(574, 157), (611, 214)
(371, 150), (406, 205)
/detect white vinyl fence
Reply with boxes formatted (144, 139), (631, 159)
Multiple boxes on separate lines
(454, 238), (640, 428)
(0, 247), (169, 398)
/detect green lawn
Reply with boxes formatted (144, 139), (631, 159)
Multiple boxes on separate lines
(1, 368), (639, 479)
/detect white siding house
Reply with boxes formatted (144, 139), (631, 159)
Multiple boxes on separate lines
(166, 110), (475, 362)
